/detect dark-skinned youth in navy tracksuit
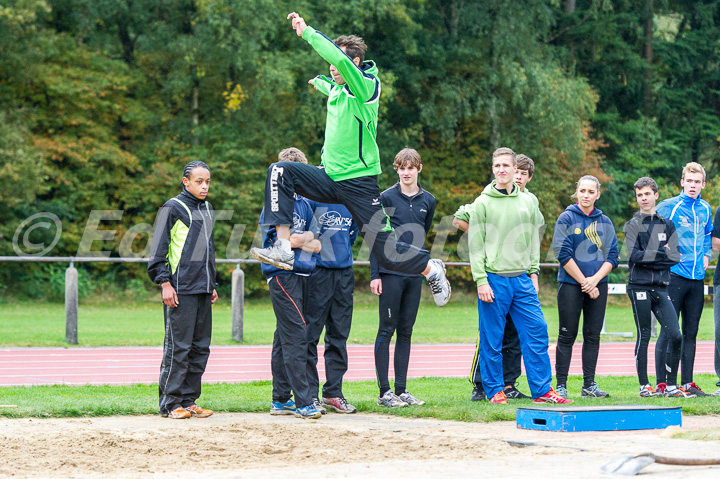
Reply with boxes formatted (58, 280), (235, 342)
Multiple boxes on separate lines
(148, 189), (216, 416)
(305, 201), (358, 401)
(370, 182), (436, 396)
(260, 195), (319, 409)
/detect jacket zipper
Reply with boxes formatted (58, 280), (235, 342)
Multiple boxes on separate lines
(199, 203), (211, 293)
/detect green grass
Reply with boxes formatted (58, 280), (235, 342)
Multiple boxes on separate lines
(1, 294), (717, 347)
(2, 374), (720, 420)
(677, 428), (720, 441)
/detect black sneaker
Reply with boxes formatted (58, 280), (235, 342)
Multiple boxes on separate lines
(471, 386), (486, 402)
(683, 382), (711, 397)
(504, 385), (530, 400)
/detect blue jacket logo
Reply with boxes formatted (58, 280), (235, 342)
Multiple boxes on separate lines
(319, 211), (352, 227)
(293, 212), (307, 231)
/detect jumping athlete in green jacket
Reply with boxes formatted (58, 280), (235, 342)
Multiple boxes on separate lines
(250, 12), (450, 307)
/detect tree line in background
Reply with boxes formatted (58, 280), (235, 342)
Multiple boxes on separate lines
(1, 0), (719, 299)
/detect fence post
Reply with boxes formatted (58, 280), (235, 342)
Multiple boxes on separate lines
(231, 264), (245, 342)
(65, 259), (78, 344)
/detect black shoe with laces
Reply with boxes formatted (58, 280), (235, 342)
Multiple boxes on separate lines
(504, 385), (530, 400)
(471, 386), (486, 401)
(683, 382), (711, 397)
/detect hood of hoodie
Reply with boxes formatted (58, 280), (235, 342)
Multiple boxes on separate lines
(481, 180), (520, 198)
(565, 203), (603, 219)
(361, 60), (378, 77)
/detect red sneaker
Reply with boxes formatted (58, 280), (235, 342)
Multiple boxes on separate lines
(489, 390), (508, 404)
(534, 388), (573, 404)
(656, 382), (667, 395)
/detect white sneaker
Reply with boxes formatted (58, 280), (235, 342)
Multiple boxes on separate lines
(377, 391), (408, 408)
(250, 240), (294, 270)
(312, 398), (327, 415)
(427, 259), (451, 307)
(712, 388), (720, 397)
(399, 391), (426, 406)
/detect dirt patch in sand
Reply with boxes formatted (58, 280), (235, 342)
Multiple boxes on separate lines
(2, 413), (720, 478)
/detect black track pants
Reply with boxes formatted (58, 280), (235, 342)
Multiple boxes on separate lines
(628, 286), (681, 386)
(374, 273), (423, 395)
(554, 282), (608, 388)
(269, 274), (312, 408)
(159, 293), (212, 415)
(656, 274), (704, 384)
(306, 266), (354, 399)
(470, 316), (522, 391)
(262, 161), (429, 275)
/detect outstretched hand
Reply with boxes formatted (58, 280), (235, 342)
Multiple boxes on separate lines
(287, 12), (307, 37)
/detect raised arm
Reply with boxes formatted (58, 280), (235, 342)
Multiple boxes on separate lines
(289, 12), (378, 102)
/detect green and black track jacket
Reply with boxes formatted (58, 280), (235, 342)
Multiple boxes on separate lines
(304, 26), (381, 181)
(148, 189), (217, 295)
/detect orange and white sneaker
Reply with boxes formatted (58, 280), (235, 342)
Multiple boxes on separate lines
(489, 390), (508, 404)
(185, 404), (213, 418)
(163, 406), (191, 419)
(533, 387), (573, 404)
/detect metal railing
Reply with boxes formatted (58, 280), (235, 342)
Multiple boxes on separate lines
(2, 256), (713, 345)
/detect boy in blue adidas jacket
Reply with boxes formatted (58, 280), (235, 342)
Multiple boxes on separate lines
(655, 162), (713, 396)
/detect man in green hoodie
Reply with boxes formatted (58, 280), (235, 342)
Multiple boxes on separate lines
(250, 12), (450, 308)
(469, 147), (571, 405)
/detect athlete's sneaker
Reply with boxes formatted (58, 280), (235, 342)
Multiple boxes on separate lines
(639, 384), (659, 398)
(185, 404), (213, 417)
(322, 397), (357, 414)
(534, 388), (574, 404)
(426, 259), (451, 307)
(312, 398), (327, 415)
(504, 385), (530, 400)
(377, 391), (408, 408)
(250, 240), (294, 271)
(270, 399), (296, 415)
(581, 382), (610, 398)
(683, 383), (711, 397)
(162, 406), (191, 419)
(656, 382), (667, 395)
(555, 384), (569, 399)
(471, 386), (487, 402)
(295, 404), (322, 419)
(489, 390), (508, 404)
(399, 391), (426, 406)
(664, 386), (696, 398)
(713, 388), (720, 397)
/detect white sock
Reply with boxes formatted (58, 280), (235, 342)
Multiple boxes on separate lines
(423, 260), (440, 279)
(277, 238), (291, 253)
(667, 385), (677, 391)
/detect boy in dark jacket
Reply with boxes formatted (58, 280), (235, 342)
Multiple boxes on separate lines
(148, 161), (218, 419)
(261, 148), (323, 419)
(625, 177), (693, 398)
(370, 148), (436, 407)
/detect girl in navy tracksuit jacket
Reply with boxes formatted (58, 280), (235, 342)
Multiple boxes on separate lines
(552, 175), (618, 399)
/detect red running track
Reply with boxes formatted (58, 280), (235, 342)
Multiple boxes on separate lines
(0, 342), (716, 387)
